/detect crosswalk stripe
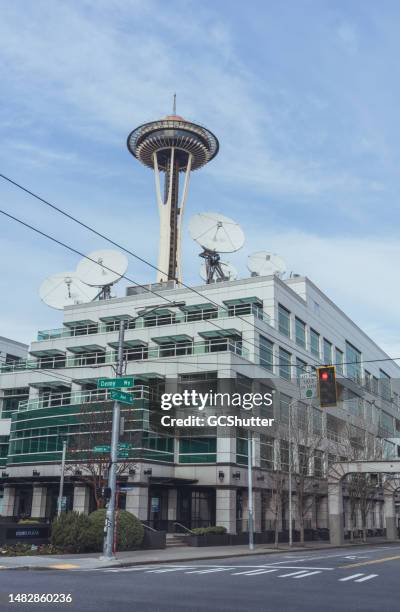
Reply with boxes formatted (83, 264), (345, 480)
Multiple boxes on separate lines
(146, 568), (189, 573)
(104, 567), (152, 572)
(231, 569), (277, 576)
(278, 571), (309, 578)
(339, 573), (364, 582)
(185, 568), (230, 574)
(293, 571), (321, 579)
(355, 574), (378, 583)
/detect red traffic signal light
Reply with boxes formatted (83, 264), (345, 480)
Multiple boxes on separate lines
(317, 366), (337, 407)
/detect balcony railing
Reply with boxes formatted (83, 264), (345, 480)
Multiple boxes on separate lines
(18, 385), (154, 412)
(1, 339), (248, 373)
(36, 304), (269, 341)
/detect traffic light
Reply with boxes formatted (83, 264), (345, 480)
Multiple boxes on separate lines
(317, 366), (337, 407)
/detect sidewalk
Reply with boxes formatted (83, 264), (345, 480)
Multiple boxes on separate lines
(0, 538), (397, 571)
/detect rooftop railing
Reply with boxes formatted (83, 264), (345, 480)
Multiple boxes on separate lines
(17, 385), (154, 412)
(1, 339), (248, 374)
(36, 304), (269, 341)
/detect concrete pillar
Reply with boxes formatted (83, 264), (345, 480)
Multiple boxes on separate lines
(168, 489), (177, 527)
(73, 485), (90, 514)
(125, 486), (148, 521)
(384, 491), (398, 540)
(217, 435), (236, 464)
(216, 488), (236, 534)
(253, 490), (262, 533)
(328, 481), (344, 546)
(1, 486), (16, 517)
(31, 485), (47, 518)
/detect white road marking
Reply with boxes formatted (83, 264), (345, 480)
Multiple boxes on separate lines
(354, 574), (378, 583)
(293, 571), (322, 579)
(231, 569), (277, 576)
(339, 573), (365, 582)
(185, 568), (231, 574)
(146, 568), (190, 573)
(278, 571), (309, 578)
(104, 567), (153, 572)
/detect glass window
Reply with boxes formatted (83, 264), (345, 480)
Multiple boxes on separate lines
(335, 348), (343, 374)
(279, 440), (289, 472)
(259, 335), (273, 372)
(314, 450), (324, 478)
(372, 376), (379, 395)
(364, 370), (371, 391)
(296, 357), (307, 379)
(323, 339), (332, 365)
(279, 348), (291, 380)
(310, 329), (320, 358)
(345, 341), (361, 382)
(278, 304), (291, 338)
(279, 393), (291, 424)
(260, 435), (274, 470)
(379, 370), (391, 401)
(179, 437), (216, 464)
(295, 318), (306, 348)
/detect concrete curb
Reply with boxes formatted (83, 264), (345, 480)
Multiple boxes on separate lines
(0, 540), (398, 571)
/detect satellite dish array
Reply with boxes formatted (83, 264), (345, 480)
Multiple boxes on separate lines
(189, 211), (288, 283)
(39, 249), (128, 310)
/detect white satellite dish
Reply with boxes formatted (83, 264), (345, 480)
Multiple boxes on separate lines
(189, 212), (245, 253)
(200, 261), (237, 282)
(39, 272), (98, 310)
(76, 249), (128, 287)
(247, 251), (287, 277)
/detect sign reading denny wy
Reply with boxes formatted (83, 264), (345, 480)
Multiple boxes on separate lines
(97, 376), (134, 389)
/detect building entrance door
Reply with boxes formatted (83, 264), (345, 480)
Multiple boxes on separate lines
(148, 487), (168, 530)
(177, 489), (215, 529)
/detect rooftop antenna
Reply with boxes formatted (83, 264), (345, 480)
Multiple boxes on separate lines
(189, 212), (245, 283)
(173, 93), (176, 115)
(247, 251), (287, 278)
(39, 272), (98, 310)
(76, 249), (128, 300)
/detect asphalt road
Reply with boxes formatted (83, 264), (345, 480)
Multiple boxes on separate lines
(1, 544), (400, 612)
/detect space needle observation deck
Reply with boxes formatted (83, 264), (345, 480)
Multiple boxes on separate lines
(127, 100), (219, 283)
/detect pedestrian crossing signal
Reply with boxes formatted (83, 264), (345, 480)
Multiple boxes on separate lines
(317, 366), (337, 407)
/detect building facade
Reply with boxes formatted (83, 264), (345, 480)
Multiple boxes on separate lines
(0, 275), (399, 534)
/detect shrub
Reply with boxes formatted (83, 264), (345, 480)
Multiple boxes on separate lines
(190, 526), (227, 536)
(86, 509), (144, 552)
(51, 512), (92, 553)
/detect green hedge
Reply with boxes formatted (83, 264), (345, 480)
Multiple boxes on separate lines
(51, 512), (92, 553)
(86, 509), (144, 552)
(190, 526), (227, 536)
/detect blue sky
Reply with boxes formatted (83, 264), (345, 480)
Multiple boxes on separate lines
(0, 0), (399, 355)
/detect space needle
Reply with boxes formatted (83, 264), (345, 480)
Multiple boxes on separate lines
(127, 97), (219, 283)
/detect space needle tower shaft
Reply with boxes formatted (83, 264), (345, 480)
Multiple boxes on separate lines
(127, 99), (219, 283)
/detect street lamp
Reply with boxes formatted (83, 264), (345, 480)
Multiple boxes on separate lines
(57, 437), (68, 516)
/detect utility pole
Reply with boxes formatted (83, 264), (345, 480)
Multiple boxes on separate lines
(288, 401), (293, 547)
(103, 319), (125, 559)
(247, 430), (254, 550)
(57, 438), (67, 517)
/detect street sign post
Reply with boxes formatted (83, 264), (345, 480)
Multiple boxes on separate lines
(97, 377), (134, 389)
(118, 442), (132, 449)
(299, 372), (317, 400)
(94, 445), (111, 453)
(110, 390), (134, 405)
(117, 451), (129, 459)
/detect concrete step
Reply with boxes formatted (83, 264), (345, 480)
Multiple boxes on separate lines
(166, 534), (190, 547)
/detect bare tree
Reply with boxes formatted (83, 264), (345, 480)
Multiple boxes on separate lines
(266, 467), (287, 548)
(66, 399), (137, 509)
(289, 401), (325, 545)
(341, 423), (383, 542)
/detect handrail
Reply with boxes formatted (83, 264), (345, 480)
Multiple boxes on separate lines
(1, 339), (248, 374)
(142, 523), (158, 532)
(173, 522), (194, 534)
(36, 304), (270, 341)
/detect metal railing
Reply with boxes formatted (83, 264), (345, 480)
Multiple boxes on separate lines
(1, 339), (248, 373)
(17, 385), (154, 412)
(36, 303), (269, 341)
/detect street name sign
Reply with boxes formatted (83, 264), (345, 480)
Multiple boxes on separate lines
(93, 445), (111, 453)
(110, 390), (134, 405)
(97, 377), (134, 389)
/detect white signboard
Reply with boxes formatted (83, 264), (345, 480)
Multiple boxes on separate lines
(299, 373), (317, 400)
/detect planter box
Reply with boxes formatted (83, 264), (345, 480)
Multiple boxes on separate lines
(186, 534), (231, 547)
(0, 523), (50, 546)
(141, 530), (166, 550)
